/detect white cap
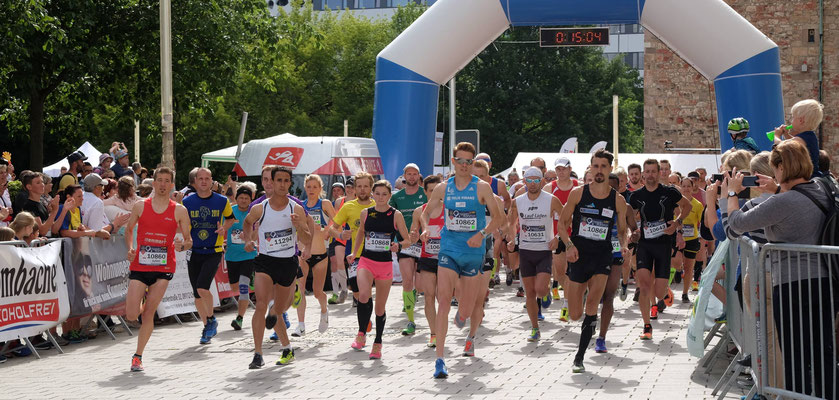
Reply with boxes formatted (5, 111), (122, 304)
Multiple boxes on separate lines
(523, 167), (543, 179)
(554, 157), (571, 168)
(403, 163), (420, 173)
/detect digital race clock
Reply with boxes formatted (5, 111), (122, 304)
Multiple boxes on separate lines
(539, 27), (610, 47)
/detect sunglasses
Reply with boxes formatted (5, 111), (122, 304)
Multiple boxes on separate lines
(525, 178), (541, 184)
(545, 177), (556, 182)
(453, 157), (474, 165)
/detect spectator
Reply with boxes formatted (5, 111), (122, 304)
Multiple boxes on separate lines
(818, 149), (837, 186)
(102, 178), (118, 199)
(0, 226), (13, 241)
(81, 173), (127, 233)
(131, 162), (143, 186)
(0, 164), (11, 228)
(20, 172), (59, 237)
(59, 151), (87, 192)
(771, 99), (825, 177)
(51, 185), (110, 239)
(12, 170), (34, 215)
(9, 211), (35, 240)
(81, 162), (93, 180)
(110, 149), (132, 178)
(104, 176), (138, 221)
(726, 117), (760, 153)
(727, 139), (836, 398)
(507, 170), (520, 187)
(139, 167), (149, 181)
(330, 182), (345, 202)
(60, 166), (67, 175)
(93, 153), (113, 177)
(180, 167), (199, 196)
(39, 172), (54, 209)
(137, 184), (153, 198)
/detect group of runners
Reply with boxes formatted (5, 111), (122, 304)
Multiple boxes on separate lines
(122, 142), (706, 379)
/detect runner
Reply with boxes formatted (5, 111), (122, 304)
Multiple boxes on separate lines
(475, 153), (511, 209)
(627, 163), (643, 192)
(677, 176), (703, 302)
(227, 183), (258, 331)
(124, 167), (192, 372)
(557, 150), (628, 373)
(659, 160), (672, 185)
(329, 173), (375, 311)
(298, 174), (336, 334)
(348, 180), (415, 359)
(595, 173), (637, 354)
(543, 156), (579, 321)
(423, 142), (504, 379)
(612, 167), (634, 300)
(411, 175), (443, 348)
(242, 166), (312, 368)
(475, 153), (511, 288)
(628, 159), (692, 340)
(182, 168), (235, 345)
(389, 163), (427, 336)
(328, 177), (355, 305)
(508, 167), (562, 342)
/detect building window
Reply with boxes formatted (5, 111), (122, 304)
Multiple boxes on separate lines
(356, 0), (376, 7)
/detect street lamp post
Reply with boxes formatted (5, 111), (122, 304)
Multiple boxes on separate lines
(160, 0), (175, 168)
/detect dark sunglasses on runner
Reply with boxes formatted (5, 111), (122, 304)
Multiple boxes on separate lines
(453, 157), (474, 165)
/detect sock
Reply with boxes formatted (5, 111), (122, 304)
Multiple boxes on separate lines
(357, 299), (373, 334)
(375, 313), (386, 344)
(668, 267), (676, 285)
(694, 261), (704, 282)
(298, 321), (305, 331)
(331, 272), (340, 295)
(552, 281), (559, 289)
(337, 270), (348, 292)
(537, 297), (542, 310)
(236, 315), (243, 321)
(133, 353), (142, 359)
(403, 291), (416, 322)
(575, 314), (598, 362)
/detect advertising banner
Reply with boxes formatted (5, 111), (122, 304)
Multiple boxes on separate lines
(0, 241), (70, 342)
(64, 237), (130, 317)
(156, 250), (198, 318)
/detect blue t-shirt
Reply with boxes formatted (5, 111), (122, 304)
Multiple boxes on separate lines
(226, 206), (256, 262)
(183, 192), (233, 254)
(440, 176), (486, 255)
(795, 131), (822, 178)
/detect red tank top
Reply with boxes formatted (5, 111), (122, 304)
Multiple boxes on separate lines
(550, 179), (578, 235)
(131, 198), (178, 273)
(420, 203), (445, 259)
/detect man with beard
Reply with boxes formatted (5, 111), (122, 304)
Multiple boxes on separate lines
(543, 156), (578, 321)
(627, 163), (643, 192)
(557, 150), (628, 373)
(659, 159), (672, 185)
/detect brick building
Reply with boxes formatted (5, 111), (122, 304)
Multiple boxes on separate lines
(644, 0), (837, 170)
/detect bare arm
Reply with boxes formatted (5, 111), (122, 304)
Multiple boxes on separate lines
(243, 203), (264, 252)
(352, 209), (368, 257)
(175, 205), (193, 251)
(421, 182), (446, 235)
(497, 178), (512, 209)
(394, 211), (413, 249)
(506, 198), (519, 240)
(616, 194), (628, 250)
(125, 201), (143, 255)
(479, 181), (505, 235)
(557, 188), (582, 245)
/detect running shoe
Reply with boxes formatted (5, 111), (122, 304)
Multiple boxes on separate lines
(493, 274), (501, 286)
(66, 330), (86, 344)
(542, 294), (552, 308)
(463, 338), (475, 357)
(292, 288), (302, 309)
(0, 354), (7, 364)
(276, 348), (294, 365)
(664, 289), (674, 307)
(283, 312), (291, 328)
(488, 278), (496, 288)
(206, 317), (218, 338)
(328, 294), (339, 304)
(620, 283), (628, 301)
(290, 324), (305, 337)
(33, 337), (53, 350)
(572, 359), (585, 373)
(682, 293), (690, 303)
(595, 337), (607, 353)
(200, 330), (211, 345)
(691, 281), (699, 292)
(516, 287), (524, 297)
(673, 270), (682, 284)
(367, 320), (372, 333)
(434, 358), (448, 379)
(527, 328), (540, 342)
(270, 332), (279, 341)
(339, 290), (348, 304)
(537, 309), (545, 321)
(650, 305), (659, 320)
(559, 307), (570, 322)
(231, 317), (243, 331)
(552, 287), (560, 300)
(715, 313), (727, 324)
(633, 288), (640, 302)
(640, 324), (653, 340)
(506, 271), (513, 286)
(351, 332), (366, 350)
(265, 314), (278, 330)
(369, 343), (382, 360)
(130, 355), (144, 372)
(453, 310), (466, 329)
(451, 297), (458, 306)
(318, 312), (329, 333)
(249, 353), (265, 369)
(402, 321), (416, 336)
(428, 335), (437, 348)
(657, 299), (667, 313)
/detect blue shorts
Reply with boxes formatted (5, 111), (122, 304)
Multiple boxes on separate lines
(438, 250), (484, 277)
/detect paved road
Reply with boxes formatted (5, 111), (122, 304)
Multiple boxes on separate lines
(3, 280), (745, 399)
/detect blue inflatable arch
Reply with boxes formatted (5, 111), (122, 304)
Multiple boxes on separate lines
(371, 0), (784, 180)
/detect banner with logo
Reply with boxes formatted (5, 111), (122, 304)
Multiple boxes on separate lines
(212, 259), (237, 304)
(0, 241), (70, 342)
(156, 250), (198, 318)
(64, 237), (130, 317)
(687, 238), (729, 357)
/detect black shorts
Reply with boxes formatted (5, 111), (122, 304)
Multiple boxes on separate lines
(418, 257), (438, 274)
(345, 259), (359, 293)
(502, 238), (519, 253)
(306, 253), (328, 268)
(612, 256), (625, 266)
(482, 257), (494, 272)
(396, 249), (420, 261)
(129, 271), (173, 287)
(327, 240), (341, 257)
(226, 259), (254, 284)
(681, 239), (701, 259)
(254, 254), (299, 287)
(188, 252), (223, 298)
(636, 240), (672, 280)
(554, 240), (566, 255)
(567, 250), (611, 284)
(519, 249), (552, 278)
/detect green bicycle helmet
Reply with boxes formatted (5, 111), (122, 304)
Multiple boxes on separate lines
(727, 117), (750, 135)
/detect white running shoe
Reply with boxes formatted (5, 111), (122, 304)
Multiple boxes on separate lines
(318, 312), (329, 333)
(338, 290), (348, 304)
(291, 323), (305, 337)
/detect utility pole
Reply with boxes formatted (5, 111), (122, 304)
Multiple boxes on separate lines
(160, 0), (175, 168)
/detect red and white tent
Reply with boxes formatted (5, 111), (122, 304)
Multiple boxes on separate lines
(231, 133), (383, 177)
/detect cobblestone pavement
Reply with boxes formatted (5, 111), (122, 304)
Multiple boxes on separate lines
(3, 280), (746, 399)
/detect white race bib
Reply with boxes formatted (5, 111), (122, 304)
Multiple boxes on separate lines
(522, 224), (547, 243)
(265, 228), (294, 252)
(612, 238), (621, 253)
(446, 209), (478, 232)
(348, 260), (359, 278)
(683, 225), (695, 238)
(400, 242), (422, 257)
(643, 221), (667, 239)
(365, 232), (391, 252)
(139, 245), (167, 266)
(426, 238), (441, 255)
(230, 229), (245, 245)
(312, 213), (322, 226)
(578, 218), (609, 241)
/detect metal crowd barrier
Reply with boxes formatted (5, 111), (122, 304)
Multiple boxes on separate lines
(714, 238), (839, 400)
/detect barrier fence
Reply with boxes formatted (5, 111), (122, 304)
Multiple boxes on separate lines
(701, 237), (839, 400)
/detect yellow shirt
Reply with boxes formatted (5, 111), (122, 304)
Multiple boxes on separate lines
(682, 197), (703, 241)
(332, 199), (375, 255)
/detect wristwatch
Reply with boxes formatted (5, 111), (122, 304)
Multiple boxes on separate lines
(479, 229), (488, 237)
(728, 190), (737, 198)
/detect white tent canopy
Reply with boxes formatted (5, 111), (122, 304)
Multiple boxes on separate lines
(499, 152), (724, 179)
(43, 141), (105, 178)
(200, 145), (238, 168)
